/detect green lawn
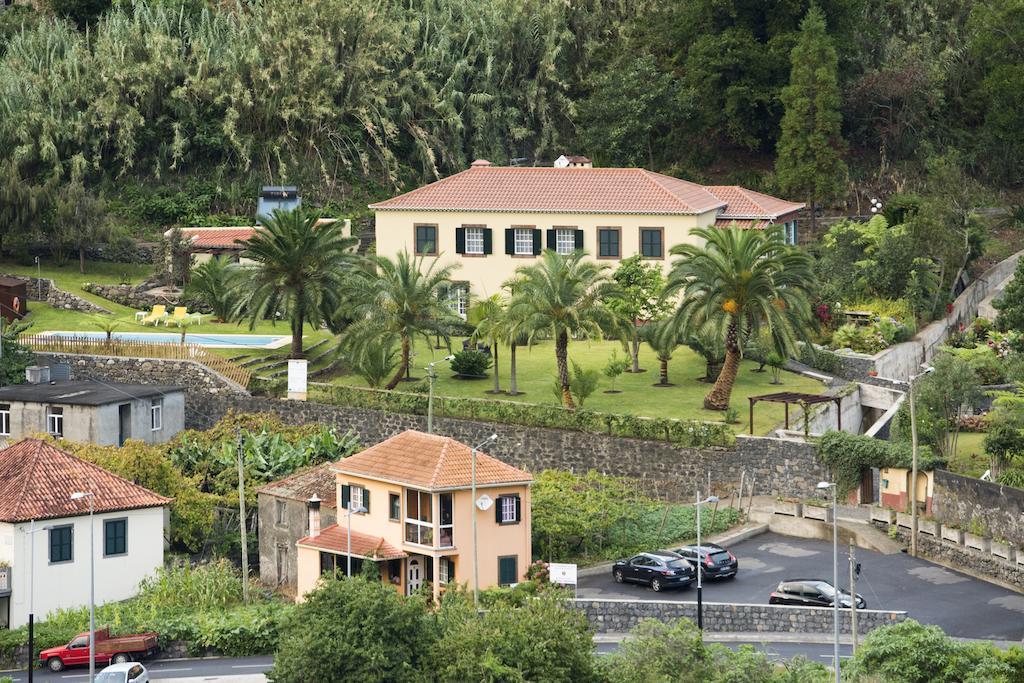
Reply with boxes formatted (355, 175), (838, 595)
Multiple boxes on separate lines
(949, 431), (989, 478)
(330, 337), (828, 434)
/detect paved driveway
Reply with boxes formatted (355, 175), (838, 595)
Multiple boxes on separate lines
(577, 532), (1024, 641)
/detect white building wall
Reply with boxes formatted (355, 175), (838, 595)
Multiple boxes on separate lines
(0, 522), (13, 565)
(8, 506), (165, 628)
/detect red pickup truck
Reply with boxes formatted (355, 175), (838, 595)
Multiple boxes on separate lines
(39, 628), (159, 672)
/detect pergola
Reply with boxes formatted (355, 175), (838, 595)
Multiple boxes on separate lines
(748, 391), (842, 435)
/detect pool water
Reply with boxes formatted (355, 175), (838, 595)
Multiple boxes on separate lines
(42, 331), (292, 349)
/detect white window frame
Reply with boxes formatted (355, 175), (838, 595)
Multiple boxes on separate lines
(47, 406), (63, 437)
(350, 485), (365, 511)
(404, 489), (433, 546)
(513, 228), (534, 256)
(555, 229), (576, 255)
(439, 558), (450, 584)
(464, 227), (485, 255)
(0, 403), (9, 436)
(500, 495), (517, 524)
(150, 398), (163, 431)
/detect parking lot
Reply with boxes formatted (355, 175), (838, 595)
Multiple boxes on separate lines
(578, 532), (1024, 641)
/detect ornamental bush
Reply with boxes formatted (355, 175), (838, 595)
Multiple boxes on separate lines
(449, 349), (492, 378)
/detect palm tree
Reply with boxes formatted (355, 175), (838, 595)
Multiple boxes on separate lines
(184, 255), (239, 323)
(664, 225), (815, 410)
(469, 294), (506, 394)
(643, 320), (682, 387)
(340, 250), (460, 390)
(506, 250), (620, 409)
(235, 209), (357, 357)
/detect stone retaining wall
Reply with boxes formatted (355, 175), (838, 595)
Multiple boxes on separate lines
(574, 599), (906, 634)
(82, 281), (188, 311)
(187, 392), (826, 501)
(886, 525), (1024, 590)
(36, 352), (247, 396)
(932, 469), (1024, 548)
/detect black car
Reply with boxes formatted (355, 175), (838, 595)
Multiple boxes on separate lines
(612, 551), (696, 592)
(769, 579), (867, 609)
(674, 543), (739, 579)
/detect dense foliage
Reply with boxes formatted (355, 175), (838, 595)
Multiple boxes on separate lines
(311, 383), (735, 448)
(994, 258), (1024, 333)
(817, 431), (945, 497)
(531, 470), (740, 562)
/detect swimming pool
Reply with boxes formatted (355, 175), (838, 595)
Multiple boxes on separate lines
(41, 331), (292, 349)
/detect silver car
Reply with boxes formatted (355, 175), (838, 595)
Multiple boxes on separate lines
(96, 662), (149, 683)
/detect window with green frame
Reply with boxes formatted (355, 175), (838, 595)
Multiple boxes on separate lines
(104, 519), (127, 556)
(498, 555), (518, 586)
(49, 525), (72, 563)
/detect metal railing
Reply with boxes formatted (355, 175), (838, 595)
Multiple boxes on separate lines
(21, 334), (251, 389)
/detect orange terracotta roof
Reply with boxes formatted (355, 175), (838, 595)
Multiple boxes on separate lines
(297, 524), (407, 560)
(255, 463), (337, 508)
(333, 430), (532, 491)
(714, 218), (773, 229)
(0, 439), (172, 523)
(369, 164), (726, 215)
(177, 227), (258, 250)
(705, 186), (804, 220)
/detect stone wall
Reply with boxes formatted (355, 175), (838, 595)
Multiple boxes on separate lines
(932, 469), (1024, 547)
(574, 599), (906, 634)
(187, 393), (827, 501)
(886, 525), (1024, 590)
(0, 273), (110, 313)
(36, 352), (247, 396)
(82, 280), (188, 311)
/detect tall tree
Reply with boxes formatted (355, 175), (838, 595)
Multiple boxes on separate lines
(469, 294), (506, 394)
(51, 180), (111, 274)
(664, 226), (815, 411)
(340, 250), (459, 391)
(775, 4), (848, 234)
(183, 255), (240, 323)
(608, 255), (670, 373)
(506, 250), (620, 409)
(235, 208), (357, 357)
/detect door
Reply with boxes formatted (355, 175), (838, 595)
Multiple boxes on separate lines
(407, 558), (423, 595)
(66, 636), (89, 665)
(276, 545), (288, 587)
(118, 404), (131, 446)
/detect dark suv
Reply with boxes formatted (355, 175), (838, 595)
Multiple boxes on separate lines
(612, 551), (696, 592)
(769, 579), (866, 609)
(674, 543), (738, 579)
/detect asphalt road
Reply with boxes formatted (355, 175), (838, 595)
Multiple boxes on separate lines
(0, 655), (273, 682)
(578, 531), (1024, 641)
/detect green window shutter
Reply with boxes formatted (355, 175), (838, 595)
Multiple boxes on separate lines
(574, 230), (584, 250)
(455, 227), (466, 254)
(341, 485), (351, 510)
(482, 228), (493, 254)
(514, 495), (522, 523)
(546, 229), (557, 250)
(363, 489), (370, 514)
(498, 556), (517, 585)
(531, 229), (542, 255)
(495, 496), (504, 524)
(504, 229), (515, 255)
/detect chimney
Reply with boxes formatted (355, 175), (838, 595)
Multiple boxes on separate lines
(307, 495), (322, 537)
(470, 159), (492, 168)
(25, 365), (50, 384)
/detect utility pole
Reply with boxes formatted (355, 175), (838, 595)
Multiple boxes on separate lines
(236, 430), (250, 604)
(849, 541), (859, 656)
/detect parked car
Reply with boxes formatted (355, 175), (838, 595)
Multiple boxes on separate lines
(612, 551), (696, 592)
(768, 579), (866, 609)
(97, 662), (149, 683)
(674, 543), (738, 579)
(40, 628), (159, 672)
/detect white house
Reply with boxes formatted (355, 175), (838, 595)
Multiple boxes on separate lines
(0, 439), (171, 629)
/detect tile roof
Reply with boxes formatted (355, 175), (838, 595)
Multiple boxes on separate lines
(369, 165), (727, 215)
(714, 218), (773, 230)
(333, 430), (532, 491)
(0, 439), (172, 523)
(704, 186), (805, 220)
(297, 524), (407, 560)
(256, 463), (337, 508)
(179, 227), (258, 250)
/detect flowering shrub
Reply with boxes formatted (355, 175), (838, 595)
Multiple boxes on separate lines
(525, 560), (550, 585)
(957, 413), (988, 432)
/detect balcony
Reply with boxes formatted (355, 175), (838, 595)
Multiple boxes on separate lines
(0, 566), (10, 596)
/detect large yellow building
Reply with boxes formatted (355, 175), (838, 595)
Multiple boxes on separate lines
(295, 430), (533, 603)
(370, 160), (804, 312)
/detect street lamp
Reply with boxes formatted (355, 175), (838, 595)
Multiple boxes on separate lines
(426, 355), (455, 434)
(471, 433), (498, 608)
(22, 521), (51, 683)
(907, 365), (934, 558)
(817, 481), (839, 683)
(694, 493), (719, 631)
(345, 503), (367, 578)
(70, 491), (95, 683)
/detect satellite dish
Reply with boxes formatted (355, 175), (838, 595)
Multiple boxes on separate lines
(476, 494), (493, 511)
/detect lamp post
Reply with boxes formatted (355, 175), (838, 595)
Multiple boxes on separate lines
(694, 493), (719, 631)
(346, 503), (367, 577)
(817, 481), (839, 683)
(70, 491), (95, 683)
(471, 433), (498, 608)
(426, 355), (455, 434)
(23, 521), (50, 683)
(907, 365), (934, 558)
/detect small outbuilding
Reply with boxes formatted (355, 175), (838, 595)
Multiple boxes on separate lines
(0, 277), (28, 322)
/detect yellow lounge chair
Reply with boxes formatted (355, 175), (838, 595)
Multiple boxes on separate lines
(140, 305), (167, 326)
(168, 306), (203, 327)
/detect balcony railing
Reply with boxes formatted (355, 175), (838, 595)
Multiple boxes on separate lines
(0, 566), (10, 595)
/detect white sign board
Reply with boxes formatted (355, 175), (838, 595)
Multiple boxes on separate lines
(549, 562), (578, 586)
(287, 359), (308, 400)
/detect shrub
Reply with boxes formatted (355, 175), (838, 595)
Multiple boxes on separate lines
(799, 343), (842, 374)
(997, 469), (1024, 489)
(569, 360), (600, 407)
(947, 345), (1007, 384)
(449, 349), (492, 378)
(309, 384), (734, 448)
